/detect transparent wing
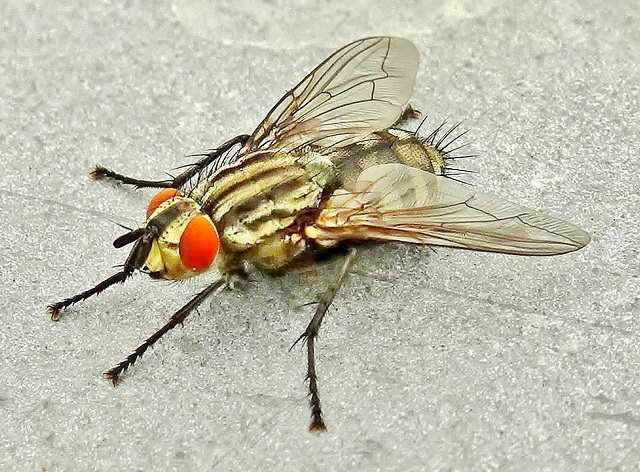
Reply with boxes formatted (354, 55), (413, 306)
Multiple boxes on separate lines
(241, 36), (419, 155)
(313, 164), (590, 255)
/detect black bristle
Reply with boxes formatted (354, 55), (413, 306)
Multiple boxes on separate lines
(413, 117), (475, 184)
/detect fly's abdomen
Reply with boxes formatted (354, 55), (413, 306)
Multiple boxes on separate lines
(332, 129), (446, 190)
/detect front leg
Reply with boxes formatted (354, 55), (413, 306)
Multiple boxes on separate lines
(91, 134), (250, 189)
(104, 277), (228, 385)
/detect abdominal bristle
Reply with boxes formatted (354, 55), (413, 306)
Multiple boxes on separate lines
(415, 117), (477, 184)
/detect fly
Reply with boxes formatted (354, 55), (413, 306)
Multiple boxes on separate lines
(48, 37), (590, 432)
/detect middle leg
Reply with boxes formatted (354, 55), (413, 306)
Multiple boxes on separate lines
(292, 247), (357, 431)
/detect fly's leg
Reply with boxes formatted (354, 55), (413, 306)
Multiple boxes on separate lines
(394, 104), (421, 127)
(48, 230), (156, 320)
(90, 166), (174, 188)
(48, 270), (132, 321)
(291, 248), (357, 432)
(91, 134), (250, 189)
(104, 277), (227, 385)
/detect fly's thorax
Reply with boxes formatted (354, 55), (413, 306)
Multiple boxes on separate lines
(189, 150), (336, 269)
(144, 195), (221, 280)
(331, 129), (447, 190)
(244, 230), (308, 271)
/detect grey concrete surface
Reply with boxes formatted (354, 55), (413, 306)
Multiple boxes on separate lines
(1, 1), (638, 471)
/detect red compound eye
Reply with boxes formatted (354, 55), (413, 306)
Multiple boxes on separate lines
(179, 215), (219, 273)
(146, 188), (181, 219)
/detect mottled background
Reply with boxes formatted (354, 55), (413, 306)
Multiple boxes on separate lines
(2, 1), (638, 470)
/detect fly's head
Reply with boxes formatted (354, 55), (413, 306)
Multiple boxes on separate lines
(116, 188), (220, 281)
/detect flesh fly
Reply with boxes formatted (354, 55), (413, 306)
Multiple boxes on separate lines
(49, 37), (590, 431)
